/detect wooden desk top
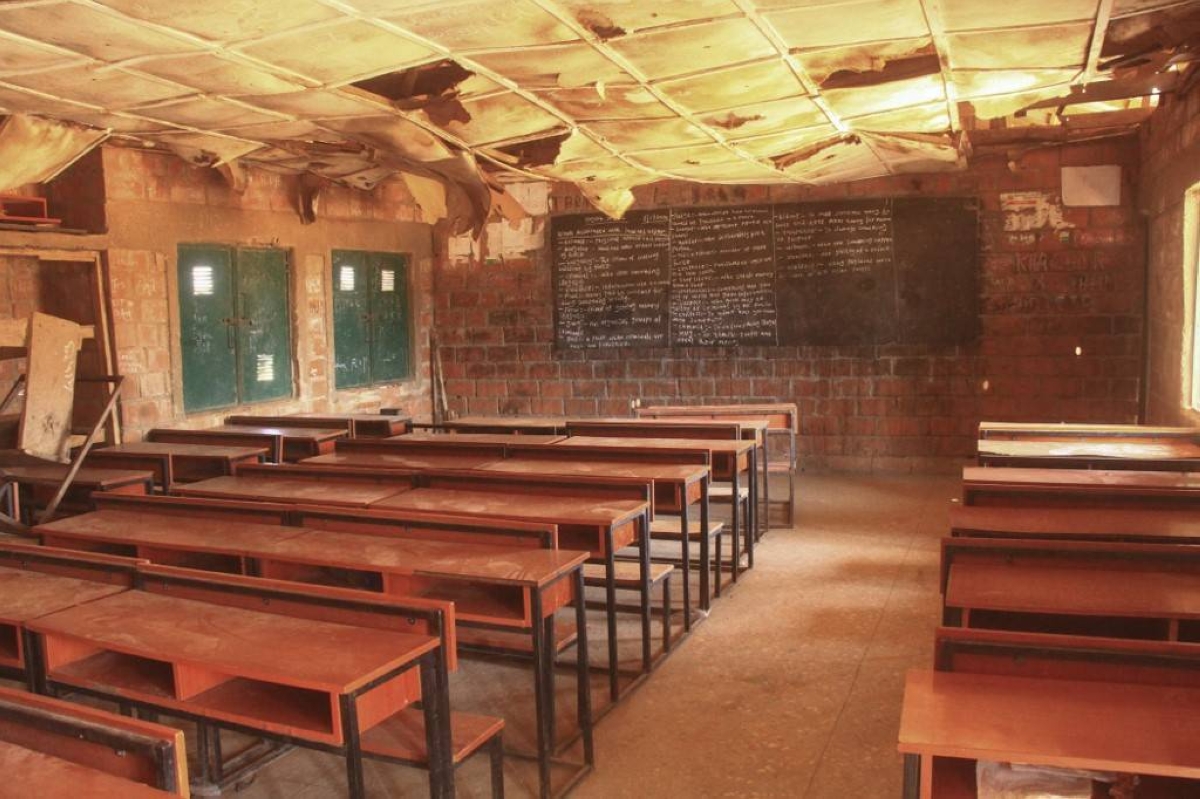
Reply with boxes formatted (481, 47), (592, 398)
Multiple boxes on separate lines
(980, 421), (1200, 438)
(978, 439), (1200, 461)
(481, 457), (708, 485)
(211, 424), (346, 442)
(393, 432), (566, 446)
(946, 559), (1200, 618)
(371, 487), (647, 528)
(963, 466), (1200, 491)
(93, 442), (268, 460)
(0, 741), (173, 798)
(950, 505), (1200, 542)
(586, 416), (769, 432)
(302, 451), (503, 472)
(0, 464), (152, 489)
(31, 591), (437, 693)
(37, 510), (302, 555)
(899, 669), (1200, 778)
(174, 476), (409, 508)
(442, 416), (567, 432)
(0, 565), (127, 623)
(37, 510), (588, 589)
(293, 413), (410, 423)
(558, 436), (754, 456)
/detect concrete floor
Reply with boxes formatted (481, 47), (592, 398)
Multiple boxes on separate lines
(229, 472), (957, 798)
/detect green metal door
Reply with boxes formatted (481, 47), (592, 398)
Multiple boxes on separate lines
(369, 252), (411, 382)
(332, 250), (370, 389)
(236, 248), (292, 403)
(178, 245), (237, 412)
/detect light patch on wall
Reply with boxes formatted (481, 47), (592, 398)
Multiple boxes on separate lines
(338, 265), (356, 292)
(192, 265), (214, 296)
(256, 353), (274, 383)
(380, 268), (395, 292)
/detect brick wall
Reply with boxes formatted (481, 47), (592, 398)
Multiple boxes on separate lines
(98, 147), (435, 440)
(1140, 77), (1200, 425)
(435, 139), (1146, 471)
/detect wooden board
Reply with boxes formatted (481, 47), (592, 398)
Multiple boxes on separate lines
(19, 313), (86, 462)
(551, 198), (979, 348)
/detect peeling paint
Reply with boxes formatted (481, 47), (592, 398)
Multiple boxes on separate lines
(575, 8), (626, 40)
(709, 112), (766, 130)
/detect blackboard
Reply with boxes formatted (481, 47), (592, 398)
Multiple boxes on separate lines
(550, 197), (979, 348)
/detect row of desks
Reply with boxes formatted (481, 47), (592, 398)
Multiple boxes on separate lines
(901, 424), (1200, 798)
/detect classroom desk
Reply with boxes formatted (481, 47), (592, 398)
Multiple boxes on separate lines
(436, 416), (568, 435)
(228, 414), (411, 439)
(1, 464), (153, 520)
(35, 509), (592, 798)
(961, 466), (1200, 508)
(558, 436), (757, 568)
(0, 740), (176, 798)
(393, 432), (567, 446)
(480, 456), (715, 618)
(174, 475), (410, 508)
(949, 504), (1200, 544)
(0, 565), (128, 686)
(898, 669), (1200, 798)
(302, 451), (504, 472)
(976, 438), (1200, 471)
(208, 424), (347, 461)
(372, 487), (649, 703)
(87, 441), (268, 489)
(28, 590), (451, 799)
(979, 420), (1200, 442)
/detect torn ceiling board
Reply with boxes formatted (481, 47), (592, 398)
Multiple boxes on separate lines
(0, 114), (108, 191)
(607, 18), (778, 80)
(655, 60), (809, 113)
(766, 0), (931, 50)
(0, 0), (1189, 218)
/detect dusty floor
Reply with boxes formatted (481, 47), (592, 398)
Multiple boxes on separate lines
(215, 472), (956, 798)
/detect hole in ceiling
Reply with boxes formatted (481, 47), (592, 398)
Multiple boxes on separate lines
(575, 9), (626, 41)
(353, 59), (474, 127)
(820, 51), (941, 91)
(493, 131), (573, 168)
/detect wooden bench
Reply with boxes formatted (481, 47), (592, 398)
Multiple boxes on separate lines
(976, 438), (1200, 471)
(171, 464), (415, 509)
(29, 562), (474, 799)
(582, 561), (674, 665)
(979, 420), (1200, 442)
(428, 416), (568, 435)
(949, 504), (1200, 545)
(900, 629), (1200, 798)
(940, 537), (1200, 642)
(961, 466), (1200, 509)
(0, 685), (188, 796)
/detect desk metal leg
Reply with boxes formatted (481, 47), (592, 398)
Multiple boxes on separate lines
(738, 470), (754, 569)
(422, 650), (454, 799)
(749, 449), (760, 541)
(638, 509), (652, 673)
(530, 592), (552, 799)
(679, 502), (692, 632)
(694, 486), (709, 611)
(603, 534), (619, 703)
(760, 440), (770, 535)
(729, 471), (742, 580)
(339, 695), (366, 799)
(573, 569), (595, 767)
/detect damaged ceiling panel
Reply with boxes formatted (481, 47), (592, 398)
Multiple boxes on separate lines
(0, 0), (1195, 222)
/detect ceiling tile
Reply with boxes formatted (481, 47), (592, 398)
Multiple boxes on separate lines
(4, 65), (193, 110)
(657, 59), (807, 113)
(0, 2), (198, 61)
(56, 110), (176, 134)
(96, 0), (342, 43)
(550, 129), (611, 162)
(666, 160), (783, 181)
(947, 23), (1092, 69)
(795, 38), (935, 87)
(0, 34), (84, 73)
(552, 0), (742, 35)
(386, 0), (579, 50)
(237, 20), (435, 84)
(469, 43), (630, 88)
(940, 0), (1100, 31)
(537, 154), (649, 183)
(609, 19), (777, 80)
(846, 101), (950, 132)
(137, 97), (283, 129)
(628, 143), (747, 170)
(952, 69), (1077, 100)
(241, 89), (390, 118)
(823, 73), (945, 119)
(586, 117), (713, 150)
(728, 125), (840, 159)
(782, 138), (885, 181)
(0, 83), (105, 118)
(701, 96), (826, 138)
(766, 0), (929, 50)
(538, 85), (674, 120)
(133, 54), (305, 96)
(437, 92), (565, 145)
(210, 119), (324, 139)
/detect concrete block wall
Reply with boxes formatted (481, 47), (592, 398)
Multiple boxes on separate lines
(435, 139), (1146, 471)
